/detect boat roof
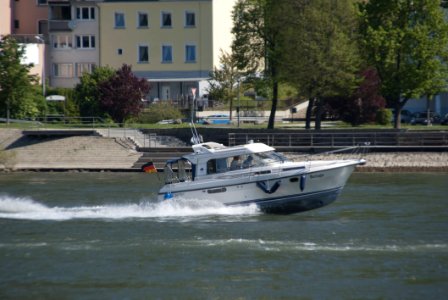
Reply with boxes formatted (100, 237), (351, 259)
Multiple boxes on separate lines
(183, 142), (275, 164)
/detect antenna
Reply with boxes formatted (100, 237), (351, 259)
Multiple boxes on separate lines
(189, 122), (202, 145)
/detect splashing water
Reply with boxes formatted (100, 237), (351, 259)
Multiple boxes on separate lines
(0, 195), (260, 221)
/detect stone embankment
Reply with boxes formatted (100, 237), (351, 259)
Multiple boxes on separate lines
(285, 152), (448, 172)
(0, 129), (141, 171)
(1, 128), (447, 172)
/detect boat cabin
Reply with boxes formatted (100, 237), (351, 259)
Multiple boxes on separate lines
(163, 142), (289, 184)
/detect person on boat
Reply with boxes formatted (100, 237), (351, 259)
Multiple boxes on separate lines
(242, 155), (253, 168)
(230, 156), (241, 170)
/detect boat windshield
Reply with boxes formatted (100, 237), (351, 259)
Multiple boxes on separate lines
(251, 151), (289, 166)
(163, 158), (193, 184)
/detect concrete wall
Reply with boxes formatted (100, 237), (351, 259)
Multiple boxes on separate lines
(212, 0), (236, 67)
(12, 0), (48, 35)
(98, 0), (212, 75)
(0, 0), (13, 36)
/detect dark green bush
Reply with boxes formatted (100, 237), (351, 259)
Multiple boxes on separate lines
(375, 108), (392, 125)
(137, 103), (184, 123)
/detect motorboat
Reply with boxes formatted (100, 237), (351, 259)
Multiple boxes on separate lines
(158, 141), (365, 214)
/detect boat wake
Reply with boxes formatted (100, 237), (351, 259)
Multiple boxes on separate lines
(0, 195), (260, 221)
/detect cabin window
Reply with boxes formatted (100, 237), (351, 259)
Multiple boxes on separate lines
(207, 159), (216, 174)
(206, 159), (228, 174)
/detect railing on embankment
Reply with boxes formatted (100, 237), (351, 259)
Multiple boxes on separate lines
(228, 131), (448, 152)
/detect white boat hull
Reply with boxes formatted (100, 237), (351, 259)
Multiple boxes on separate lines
(158, 160), (361, 214)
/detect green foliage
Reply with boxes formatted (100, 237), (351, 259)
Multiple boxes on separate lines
(74, 66), (115, 118)
(138, 103), (183, 124)
(358, 0), (448, 128)
(375, 108), (392, 125)
(207, 51), (241, 119)
(46, 87), (79, 118)
(276, 0), (361, 129)
(0, 35), (44, 120)
(99, 64), (150, 124)
(232, 0), (283, 128)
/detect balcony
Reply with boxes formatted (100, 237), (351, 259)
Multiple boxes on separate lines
(8, 34), (47, 44)
(49, 3), (72, 32)
(49, 20), (74, 32)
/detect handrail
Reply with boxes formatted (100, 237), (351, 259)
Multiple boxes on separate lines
(228, 131), (448, 147)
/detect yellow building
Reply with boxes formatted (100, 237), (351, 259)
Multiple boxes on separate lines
(98, 0), (213, 104)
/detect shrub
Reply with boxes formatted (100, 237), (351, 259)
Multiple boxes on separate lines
(376, 108), (392, 125)
(137, 103), (184, 123)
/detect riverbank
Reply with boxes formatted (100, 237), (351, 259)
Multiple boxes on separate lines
(1, 128), (447, 172)
(285, 152), (448, 173)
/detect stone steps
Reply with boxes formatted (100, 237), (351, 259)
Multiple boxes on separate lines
(1, 133), (142, 171)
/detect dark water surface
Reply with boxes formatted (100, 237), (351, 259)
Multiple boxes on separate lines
(1, 172), (447, 299)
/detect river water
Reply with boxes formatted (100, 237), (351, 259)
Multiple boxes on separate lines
(0, 172), (447, 299)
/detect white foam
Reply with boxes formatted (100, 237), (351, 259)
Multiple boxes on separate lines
(0, 195), (260, 221)
(195, 239), (448, 253)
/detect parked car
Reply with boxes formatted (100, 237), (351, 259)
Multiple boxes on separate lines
(400, 109), (413, 123)
(391, 109), (413, 124)
(157, 119), (182, 124)
(410, 112), (441, 125)
(200, 114), (231, 125)
(441, 113), (448, 125)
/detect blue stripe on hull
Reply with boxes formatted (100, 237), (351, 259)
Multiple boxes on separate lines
(228, 187), (343, 215)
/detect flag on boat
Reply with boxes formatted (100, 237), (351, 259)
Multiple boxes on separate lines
(141, 162), (157, 173)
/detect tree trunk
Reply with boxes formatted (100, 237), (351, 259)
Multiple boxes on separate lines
(393, 97), (409, 129)
(305, 97), (315, 130)
(426, 95), (432, 126)
(393, 101), (401, 129)
(229, 92), (233, 121)
(315, 98), (323, 130)
(268, 77), (279, 130)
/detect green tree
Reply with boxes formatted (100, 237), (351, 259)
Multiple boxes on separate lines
(232, 0), (282, 129)
(358, 0), (448, 129)
(74, 66), (115, 118)
(0, 35), (45, 120)
(207, 50), (240, 120)
(278, 0), (361, 130)
(46, 87), (79, 120)
(99, 64), (150, 124)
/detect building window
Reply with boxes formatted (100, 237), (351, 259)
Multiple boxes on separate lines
(76, 7), (95, 20)
(185, 45), (196, 63)
(52, 35), (72, 49)
(76, 63), (95, 77)
(162, 45), (172, 63)
(14, 20), (19, 29)
(138, 45), (149, 63)
(161, 12), (172, 28)
(185, 11), (195, 27)
(75, 35), (95, 49)
(37, 0), (48, 5)
(50, 5), (71, 20)
(138, 12), (148, 28)
(53, 63), (73, 78)
(117, 48), (123, 55)
(38, 20), (48, 35)
(115, 12), (125, 28)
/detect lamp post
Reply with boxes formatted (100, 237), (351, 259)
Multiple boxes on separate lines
(237, 79), (240, 128)
(35, 35), (45, 96)
(190, 87), (197, 123)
